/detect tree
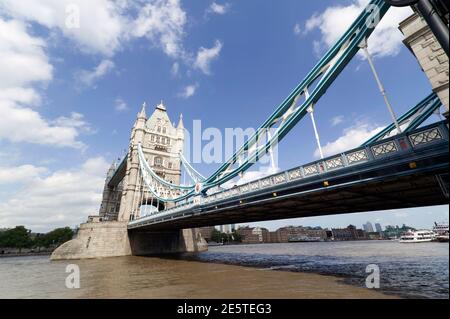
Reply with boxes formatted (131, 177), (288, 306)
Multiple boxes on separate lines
(230, 231), (242, 243)
(211, 229), (223, 243)
(37, 227), (74, 248)
(0, 226), (33, 252)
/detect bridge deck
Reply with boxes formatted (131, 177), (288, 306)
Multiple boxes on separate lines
(128, 122), (449, 232)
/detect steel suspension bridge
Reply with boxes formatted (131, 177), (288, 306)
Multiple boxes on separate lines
(107, 0), (448, 230)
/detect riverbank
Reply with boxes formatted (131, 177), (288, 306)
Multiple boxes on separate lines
(0, 252), (52, 258)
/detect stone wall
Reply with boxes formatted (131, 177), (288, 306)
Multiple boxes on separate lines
(400, 12), (449, 116)
(50, 222), (131, 260)
(51, 221), (208, 260)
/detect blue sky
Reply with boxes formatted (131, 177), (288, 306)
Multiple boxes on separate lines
(0, 0), (448, 232)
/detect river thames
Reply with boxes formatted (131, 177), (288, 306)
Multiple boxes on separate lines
(0, 241), (447, 299)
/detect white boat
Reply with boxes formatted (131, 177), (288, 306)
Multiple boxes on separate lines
(399, 230), (436, 243)
(433, 222), (449, 242)
(288, 236), (324, 243)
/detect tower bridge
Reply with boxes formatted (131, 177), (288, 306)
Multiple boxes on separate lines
(51, 0), (449, 260)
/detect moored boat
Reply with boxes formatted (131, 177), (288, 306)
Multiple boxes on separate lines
(433, 222), (449, 243)
(399, 230), (435, 243)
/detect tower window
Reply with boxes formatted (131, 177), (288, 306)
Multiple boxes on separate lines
(168, 162), (173, 169)
(163, 127), (167, 134)
(157, 126), (161, 133)
(151, 135), (155, 142)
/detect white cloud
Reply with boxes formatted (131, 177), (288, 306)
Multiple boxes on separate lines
(0, 157), (110, 232)
(180, 83), (199, 99)
(0, 0), (189, 59)
(171, 62), (180, 76)
(331, 115), (345, 127)
(0, 18), (89, 149)
(223, 167), (280, 189)
(194, 40), (223, 75)
(1, 1), (224, 76)
(0, 0), (127, 56)
(114, 97), (129, 112)
(53, 112), (94, 134)
(76, 59), (115, 88)
(303, 0), (412, 58)
(208, 2), (230, 15)
(0, 165), (47, 184)
(0, 101), (88, 149)
(293, 23), (301, 35)
(131, 0), (187, 58)
(315, 122), (384, 158)
(0, 19), (52, 104)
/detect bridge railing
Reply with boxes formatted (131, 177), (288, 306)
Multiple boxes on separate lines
(129, 121), (448, 225)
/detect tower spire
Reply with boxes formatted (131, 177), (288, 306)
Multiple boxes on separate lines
(138, 102), (147, 119)
(156, 100), (166, 111)
(177, 113), (184, 129)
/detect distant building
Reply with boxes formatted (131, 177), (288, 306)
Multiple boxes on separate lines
(384, 224), (417, 239)
(266, 226), (328, 243)
(332, 225), (367, 241)
(375, 223), (383, 233)
(199, 226), (216, 242)
(237, 227), (268, 244)
(220, 224), (234, 234)
(363, 222), (374, 233)
(272, 226), (301, 243)
(367, 232), (382, 240)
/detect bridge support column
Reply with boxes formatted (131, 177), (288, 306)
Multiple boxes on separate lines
(51, 221), (208, 260)
(51, 221), (132, 260)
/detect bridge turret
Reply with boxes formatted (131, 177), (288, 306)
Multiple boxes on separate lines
(99, 160), (121, 221)
(106, 160), (117, 181)
(133, 102), (147, 133)
(130, 102), (147, 148)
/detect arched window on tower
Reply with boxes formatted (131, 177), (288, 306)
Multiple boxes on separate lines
(163, 127), (167, 134)
(157, 126), (161, 133)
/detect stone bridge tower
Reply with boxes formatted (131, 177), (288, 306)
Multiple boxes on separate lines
(117, 101), (185, 222)
(98, 102), (185, 222)
(51, 101), (206, 260)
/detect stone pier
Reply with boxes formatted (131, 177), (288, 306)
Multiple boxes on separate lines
(51, 221), (207, 260)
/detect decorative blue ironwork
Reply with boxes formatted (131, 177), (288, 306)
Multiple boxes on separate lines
(409, 127), (443, 146)
(129, 122), (448, 227)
